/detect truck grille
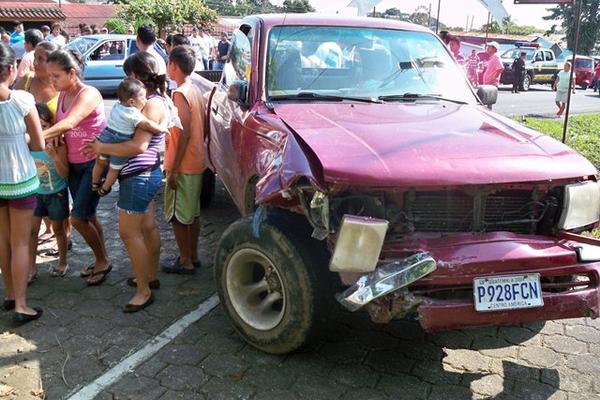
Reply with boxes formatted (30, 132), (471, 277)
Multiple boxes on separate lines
(406, 190), (544, 234)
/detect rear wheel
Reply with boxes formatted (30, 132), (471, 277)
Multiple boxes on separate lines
(214, 208), (331, 354)
(581, 83), (589, 90)
(521, 74), (531, 92)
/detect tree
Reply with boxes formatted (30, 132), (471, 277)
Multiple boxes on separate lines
(115, 0), (217, 34)
(502, 16), (515, 34)
(544, 0), (600, 55)
(282, 0), (315, 13)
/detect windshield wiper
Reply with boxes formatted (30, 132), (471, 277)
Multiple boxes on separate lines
(271, 92), (382, 104)
(378, 93), (468, 105)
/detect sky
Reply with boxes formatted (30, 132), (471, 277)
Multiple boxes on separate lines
(301, 0), (559, 31)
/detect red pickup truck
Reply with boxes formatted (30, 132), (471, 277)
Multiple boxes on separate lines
(196, 14), (600, 354)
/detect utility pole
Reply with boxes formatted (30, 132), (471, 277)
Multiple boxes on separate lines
(435, 0), (441, 34)
(562, 0), (582, 143)
(484, 12), (491, 43)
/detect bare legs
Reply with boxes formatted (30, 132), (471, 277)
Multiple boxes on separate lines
(0, 206), (38, 315)
(72, 215), (110, 282)
(171, 217), (199, 271)
(556, 101), (566, 116)
(120, 203), (160, 305)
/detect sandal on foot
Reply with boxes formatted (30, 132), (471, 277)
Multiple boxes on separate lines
(126, 277), (160, 290)
(50, 265), (69, 278)
(162, 264), (195, 275)
(80, 264), (94, 278)
(86, 265), (113, 286)
(123, 293), (154, 313)
(13, 307), (43, 324)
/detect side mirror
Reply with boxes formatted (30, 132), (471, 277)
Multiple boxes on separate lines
(477, 85), (498, 107)
(227, 80), (249, 109)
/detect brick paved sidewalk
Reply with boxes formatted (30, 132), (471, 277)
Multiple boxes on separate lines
(1, 183), (600, 400)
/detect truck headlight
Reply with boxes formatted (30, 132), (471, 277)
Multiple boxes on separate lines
(558, 181), (600, 230)
(329, 215), (388, 273)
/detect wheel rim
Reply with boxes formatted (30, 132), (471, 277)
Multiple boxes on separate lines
(225, 248), (286, 331)
(524, 76), (530, 90)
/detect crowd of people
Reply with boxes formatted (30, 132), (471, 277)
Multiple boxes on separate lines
(0, 23), (209, 323)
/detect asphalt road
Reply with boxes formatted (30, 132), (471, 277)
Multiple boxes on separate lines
(103, 84), (600, 118)
(494, 84), (600, 117)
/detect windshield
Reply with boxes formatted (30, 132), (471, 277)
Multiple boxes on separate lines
(65, 37), (98, 55)
(266, 26), (477, 104)
(501, 49), (534, 61)
(575, 58), (593, 69)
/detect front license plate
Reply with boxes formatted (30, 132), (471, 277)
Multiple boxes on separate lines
(473, 274), (543, 312)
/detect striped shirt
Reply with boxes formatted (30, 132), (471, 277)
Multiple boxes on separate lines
(120, 94), (180, 176)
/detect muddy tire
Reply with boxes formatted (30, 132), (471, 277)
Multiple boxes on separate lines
(214, 208), (331, 354)
(581, 83), (588, 90)
(200, 169), (215, 209)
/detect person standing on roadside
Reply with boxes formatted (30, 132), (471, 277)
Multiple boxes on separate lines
(43, 49), (111, 285)
(511, 52), (526, 93)
(162, 45), (205, 275)
(553, 62), (575, 117)
(467, 49), (480, 87)
(136, 25), (167, 77)
(214, 33), (230, 70)
(448, 36), (465, 65)
(0, 42), (45, 323)
(83, 52), (178, 312)
(9, 21), (24, 47)
(46, 23), (66, 47)
(16, 29), (43, 78)
(482, 41), (503, 87)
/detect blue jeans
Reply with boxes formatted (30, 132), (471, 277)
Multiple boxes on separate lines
(117, 167), (162, 213)
(69, 160), (101, 221)
(213, 60), (224, 70)
(98, 127), (134, 169)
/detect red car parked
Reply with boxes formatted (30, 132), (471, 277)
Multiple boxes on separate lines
(196, 14), (600, 354)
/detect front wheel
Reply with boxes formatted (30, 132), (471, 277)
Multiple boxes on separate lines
(214, 208), (331, 354)
(581, 83), (589, 90)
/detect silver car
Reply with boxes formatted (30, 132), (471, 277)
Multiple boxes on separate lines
(65, 34), (167, 93)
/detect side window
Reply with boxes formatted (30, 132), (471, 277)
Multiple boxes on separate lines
(534, 52), (543, 62)
(545, 51), (553, 61)
(222, 27), (253, 87)
(90, 40), (126, 61)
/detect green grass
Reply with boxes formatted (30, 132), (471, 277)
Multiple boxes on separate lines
(520, 113), (600, 238)
(520, 113), (600, 170)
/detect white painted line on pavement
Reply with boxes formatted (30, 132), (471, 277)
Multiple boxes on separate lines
(67, 293), (220, 400)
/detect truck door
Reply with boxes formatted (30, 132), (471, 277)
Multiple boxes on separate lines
(208, 26), (255, 207)
(532, 51), (544, 83)
(543, 50), (557, 82)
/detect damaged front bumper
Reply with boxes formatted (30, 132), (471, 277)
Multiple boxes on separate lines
(335, 231), (600, 331)
(336, 252), (437, 311)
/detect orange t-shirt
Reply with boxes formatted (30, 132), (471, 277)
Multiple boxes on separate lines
(164, 81), (205, 174)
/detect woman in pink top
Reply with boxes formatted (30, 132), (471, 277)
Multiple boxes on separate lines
(43, 49), (111, 285)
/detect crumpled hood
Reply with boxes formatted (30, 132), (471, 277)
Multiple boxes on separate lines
(273, 102), (596, 187)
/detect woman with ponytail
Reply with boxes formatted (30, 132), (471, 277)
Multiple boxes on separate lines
(83, 51), (178, 312)
(43, 48), (111, 285)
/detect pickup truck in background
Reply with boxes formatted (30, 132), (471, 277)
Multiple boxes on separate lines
(196, 15), (600, 354)
(500, 44), (561, 91)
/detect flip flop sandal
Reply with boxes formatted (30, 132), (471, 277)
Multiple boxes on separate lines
(80, 264), (95, 277)
(44, 246), (59, 257)
(38, 233), (55, 244)
(50, 265), (69, 278)
(123, 293), (155, 313)
(86, 265), (113, 286)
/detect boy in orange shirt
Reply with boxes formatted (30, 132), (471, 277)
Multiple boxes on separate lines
(162, 45), (205, 274)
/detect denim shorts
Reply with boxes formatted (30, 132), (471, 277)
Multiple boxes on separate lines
(118, 167), (162, 213)
(99, 127), (133, 169)
(69, 160), (101, 221)
(34, 187), (70, 221)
